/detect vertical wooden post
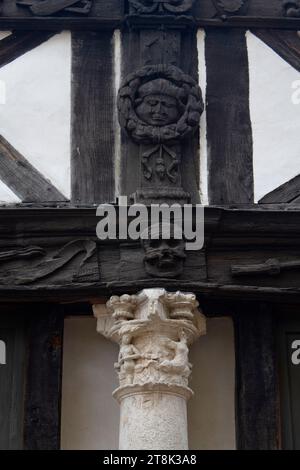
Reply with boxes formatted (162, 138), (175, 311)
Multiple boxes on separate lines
(71, 31), (115, 205)
(24, 305), (64, 450)
(205, 29), (254, 205)
(234, 304), (279, 449)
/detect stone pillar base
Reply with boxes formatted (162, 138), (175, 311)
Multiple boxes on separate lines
(115, 383), (192, 450)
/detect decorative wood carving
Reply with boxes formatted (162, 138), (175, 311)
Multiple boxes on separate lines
(141, 224), (187, 278)
(118, 64), (203, 203)
(0, 239), (97, 285)
(0, 246), (45, 262)
(282, 0), (300, 17)
(16, 0), (92, 16)
(212, 0), (249, 17)
(231, 258), (300, 277)
(129, 0), (195, 15)
(118, 65), (202, 145)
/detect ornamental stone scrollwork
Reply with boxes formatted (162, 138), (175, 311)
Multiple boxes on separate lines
(118, 65), (203, 202)
(94, 289), (206, 390)
(129, 0), (195, 15)
(282, 0), (300, 17)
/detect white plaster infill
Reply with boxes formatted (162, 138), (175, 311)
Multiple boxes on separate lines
(93, 288), (206, 450)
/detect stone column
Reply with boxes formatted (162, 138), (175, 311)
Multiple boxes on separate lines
(93, 288), (206, 450)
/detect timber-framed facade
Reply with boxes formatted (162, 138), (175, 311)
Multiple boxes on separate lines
(0, 0), (299, 451)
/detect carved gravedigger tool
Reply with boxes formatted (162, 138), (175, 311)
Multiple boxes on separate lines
(231, 258), (300, 277)
(17, 0), (92, 15)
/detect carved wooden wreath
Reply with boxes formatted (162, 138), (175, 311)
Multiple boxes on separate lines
(118, 65), (203, 145)
(129, 0), (195, 14)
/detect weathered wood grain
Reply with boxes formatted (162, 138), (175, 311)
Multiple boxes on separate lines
(24, 305), (64, 450)
(0, 135), (68, 202)
(0, 312), (26, 450)
(234, 306), (279, 449)
(259, 174), (300, 204)
(205, 29), (254, 205)
(0, 31), (55, 69)
(71, 31), (115, 204)
(252, 29), (300, 73)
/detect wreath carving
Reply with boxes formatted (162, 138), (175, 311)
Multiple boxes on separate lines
(117, 65), (203, 145)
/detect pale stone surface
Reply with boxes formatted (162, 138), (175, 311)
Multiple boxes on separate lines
(118, 386), (189, 450)
(93, 288), (206, 450)
(60, 316), (119, 450)
(60, 316), (236, 450)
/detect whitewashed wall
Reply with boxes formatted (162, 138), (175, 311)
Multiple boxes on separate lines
(61, 315), (236, 450)
(0, 29), (298, 204)
(247, 31), (300, 202)
(0, 31), (71, 202)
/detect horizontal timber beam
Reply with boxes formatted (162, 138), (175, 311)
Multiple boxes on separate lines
(0, 207), (297, 302)
(0, 16), (299, 31)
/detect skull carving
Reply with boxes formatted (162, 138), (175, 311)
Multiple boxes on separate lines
(141, 223), (186, 278)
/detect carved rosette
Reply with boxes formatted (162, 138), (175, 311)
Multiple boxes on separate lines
(129, 0), (195, 15)
(93, 289), (206, 397)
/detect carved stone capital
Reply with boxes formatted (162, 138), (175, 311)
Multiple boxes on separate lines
(94, 288), (206, 391)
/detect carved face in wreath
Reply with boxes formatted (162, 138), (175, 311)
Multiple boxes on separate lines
(142, 225), (186, 278)
(135, 79), (184, 127)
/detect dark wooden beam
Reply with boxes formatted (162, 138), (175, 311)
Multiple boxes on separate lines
(0, 135), (68, 202)
(0, 311), (27, 450)
(0, 207), (298, 302)
(71, 31), (115, 204)
(259, 174), (300, 204)
(23, 305), (64, 450)
(234, 305), (279, 449)
(0, 31), (55, 69)
(205, 29), (254, 204)
(0, 17), (299, 32)
(252, 29), (300, 73)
